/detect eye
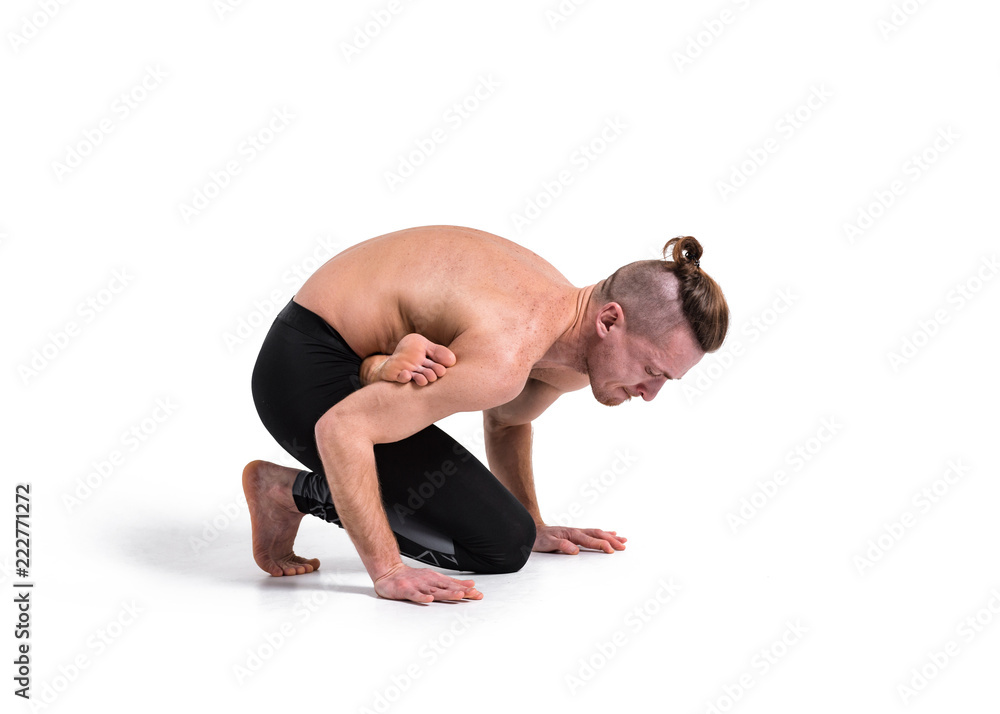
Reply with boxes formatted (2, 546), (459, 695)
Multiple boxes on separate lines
(646, 367), (655, 377)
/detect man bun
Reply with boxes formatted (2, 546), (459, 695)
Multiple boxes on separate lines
(664, 235), (702, 270)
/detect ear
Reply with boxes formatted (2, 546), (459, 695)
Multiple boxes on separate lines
(596, 302), (623, 337)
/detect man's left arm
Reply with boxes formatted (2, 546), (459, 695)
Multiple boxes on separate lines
(483, 379), (627, 555)
(483, 420), (543, 525)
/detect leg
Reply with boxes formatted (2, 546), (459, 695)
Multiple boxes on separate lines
(247, 299), (363, 577)
(248, 298), (533, 576)
(293, 424), (536, 574)
(242, 460), (320, 576)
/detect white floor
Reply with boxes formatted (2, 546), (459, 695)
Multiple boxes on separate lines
(15, 371), (1000, 712)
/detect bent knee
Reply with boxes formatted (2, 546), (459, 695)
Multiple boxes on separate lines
(469, 515), (536, 574)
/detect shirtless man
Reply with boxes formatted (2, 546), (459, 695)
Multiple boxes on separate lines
(244, 226), (729, 604)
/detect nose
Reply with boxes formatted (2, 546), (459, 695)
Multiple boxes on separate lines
(637, 381), (664, 401)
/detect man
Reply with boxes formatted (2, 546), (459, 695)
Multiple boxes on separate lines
(245, 225), (729, 604)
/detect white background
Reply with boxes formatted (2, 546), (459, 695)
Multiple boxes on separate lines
(2, 1), (998, 712)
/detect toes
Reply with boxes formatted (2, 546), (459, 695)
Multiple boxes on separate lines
(291, 555), (320, 571)
(272, 555), (319, 576)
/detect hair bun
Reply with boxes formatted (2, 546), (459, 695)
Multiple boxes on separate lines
(663, 235), (703, 269)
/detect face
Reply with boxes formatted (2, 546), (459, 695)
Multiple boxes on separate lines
(585, 303), (705, 406)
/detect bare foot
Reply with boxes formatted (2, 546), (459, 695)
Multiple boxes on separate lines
(242, 460), (320, 576)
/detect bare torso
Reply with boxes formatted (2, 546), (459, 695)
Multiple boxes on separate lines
(293, 225), (590, 393)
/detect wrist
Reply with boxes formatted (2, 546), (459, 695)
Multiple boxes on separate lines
(373, 562), (406, 584)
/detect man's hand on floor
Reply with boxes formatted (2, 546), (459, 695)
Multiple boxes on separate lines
(532, 526), (627, 555)
(362, 333), (457, 387)
(374, 563), (483, 603)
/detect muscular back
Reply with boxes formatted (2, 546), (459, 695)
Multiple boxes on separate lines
(294, 226), (577, 366)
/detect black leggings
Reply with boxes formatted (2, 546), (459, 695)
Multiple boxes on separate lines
(250, 298), (535, 574)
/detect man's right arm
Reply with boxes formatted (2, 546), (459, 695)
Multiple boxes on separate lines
(315, 331), (527, 602)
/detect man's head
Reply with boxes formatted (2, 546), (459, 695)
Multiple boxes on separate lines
(584, 236), (730, 406)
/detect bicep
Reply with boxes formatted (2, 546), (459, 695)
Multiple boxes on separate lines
(484, 378), (564, 428)
(318, 336), (526, 445)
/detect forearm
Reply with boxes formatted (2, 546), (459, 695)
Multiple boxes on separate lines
(483, 420), (545, 526)
(316, 430), (401, 581)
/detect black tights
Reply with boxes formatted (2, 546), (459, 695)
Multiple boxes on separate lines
(251, 299), (535, 574)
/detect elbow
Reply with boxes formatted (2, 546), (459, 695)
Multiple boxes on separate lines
(314, 406), (340, 445)
(314, 405), (370, 455)
(484, 409), (527, 431)
(482, 371), (528, 415)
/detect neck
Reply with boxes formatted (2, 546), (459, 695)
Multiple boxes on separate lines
(536, 281), (604, 374)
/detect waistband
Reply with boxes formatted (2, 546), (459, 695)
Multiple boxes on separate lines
(276, 298), (360, 357)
